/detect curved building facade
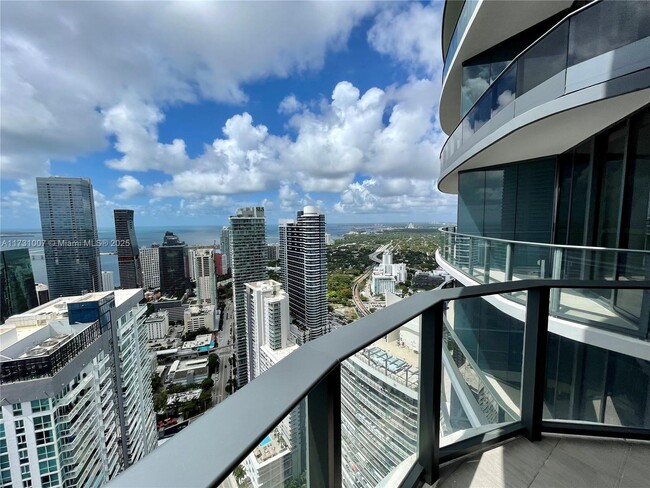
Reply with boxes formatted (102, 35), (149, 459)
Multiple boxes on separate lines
(437, 0), (650, 431)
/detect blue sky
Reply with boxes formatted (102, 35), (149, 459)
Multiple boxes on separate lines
(1, 1), (457, 229)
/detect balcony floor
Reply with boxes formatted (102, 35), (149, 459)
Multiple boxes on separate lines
(430, 435), (650, 488)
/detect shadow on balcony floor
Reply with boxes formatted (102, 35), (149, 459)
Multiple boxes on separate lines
(429, 435), (650, 488)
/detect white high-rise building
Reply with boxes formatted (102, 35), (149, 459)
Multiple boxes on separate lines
(0, 289), (157, 487)
(279, 206), (327, 342)
(244, 280), (289, 381)
(243, 280), (303, 486)
(220, 227), (231, 274)
(102, 270), (115, 291)
(190, 248), (217, 306)
(140, 246), (160, 289)
(230, 207), (268, 388)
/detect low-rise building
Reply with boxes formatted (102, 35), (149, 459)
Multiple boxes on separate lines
(146, 311), (170, 340)
(167, 358), (209, 386)
(183, 304), (217, 333)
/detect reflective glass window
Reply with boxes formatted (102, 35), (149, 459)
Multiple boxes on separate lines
(568, 0), (650, 66)
(517, 22), (568, 95)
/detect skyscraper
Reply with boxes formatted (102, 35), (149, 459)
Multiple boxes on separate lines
(114, 209), (143, 289)
(140, 246), (160, 289)
(36, 177), (101, 297)
(191, 248), (217, 305)
(159, 231), (189, 297)
(280, 206), (327, 342)
(244, 280), (289, 381)
(1, 289), (157, 487)
(0, 248), (38, 322)
(102, 270), (115, 291)
(435, 0), (650, 445)
(220, 226), (231, 274)
(229, 207), (267, 388)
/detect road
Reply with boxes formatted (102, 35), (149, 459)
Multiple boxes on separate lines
(214, 299), (234, 405)
(352, 266), (372, 317)
(352, 243), (395, 317)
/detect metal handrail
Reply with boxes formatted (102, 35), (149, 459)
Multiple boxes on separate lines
(439, 226), (650, 255)
(109, 279), (650, 488)
(440, 0), (605, 160)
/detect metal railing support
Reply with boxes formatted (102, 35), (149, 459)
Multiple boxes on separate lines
(307, 364), (341, 488)
(505, 243), (514, 281)
(550, 249), (563, 311)
(468, 238), (475, 275)
(418, 303), (444, 485)
(521, 287), (550, 441)
(483, 240), (491, 284)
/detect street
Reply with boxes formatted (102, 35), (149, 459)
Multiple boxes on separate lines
(214, 299), (234, 404)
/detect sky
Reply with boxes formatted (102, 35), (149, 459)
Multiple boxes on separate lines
(1, 0), (457, 229)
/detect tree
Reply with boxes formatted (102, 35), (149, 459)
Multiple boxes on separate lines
(201, 378), (214, 390)
(153, 390), (168, 413)
(233, 465), (246, 484)
(208, 353), (220, 375)
(151, 374), (163, 394)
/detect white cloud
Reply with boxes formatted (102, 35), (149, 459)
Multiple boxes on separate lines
(278, 95), (305, 114)
(367, 1), (443, 77)
(1, 1), (378, 180)
(334, 177), (457, 217)
(116, 175), (145, 200)
(111, 78), (444, 199)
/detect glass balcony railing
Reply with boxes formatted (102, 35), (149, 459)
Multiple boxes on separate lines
(443, 0), (480, 81)
(439, 226), (650, 338)
(108, 279), (650, 488)
(440, 0), (650, 173)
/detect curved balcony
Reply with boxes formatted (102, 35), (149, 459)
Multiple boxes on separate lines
(439, 0), (650, 192)
(109, 279), (650, 488)
(439, 226), (650, 339)
(442, 0), (480, 81)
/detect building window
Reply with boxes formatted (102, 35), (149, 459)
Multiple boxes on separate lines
(35, 430), (53, 446)
(31, 399), (50, 413)
(12, 404), (23, 416)
(20, 465), (31, 480)
(33, 416), (52, 431)
(40, 473), (59, 488)
(1, 468), (12, 485)
(37, 445), (56, 461)
(39, 459), (57, 475)
(14, 419), (25, 435)
(18, 449), (29, 464)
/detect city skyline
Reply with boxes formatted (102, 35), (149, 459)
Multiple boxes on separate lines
(0, 1), (457, 229)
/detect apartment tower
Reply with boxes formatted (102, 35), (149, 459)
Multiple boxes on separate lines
(36, 177), (102, 298)
(114, 209), (143, 289)
(229, 207), (267, 388)
(140, 246), (160, 289)
(437, 0), (649, 433)
(190, 248), (217, 305)
(279, 206), (327, 342)
(220, 227), (231, 274)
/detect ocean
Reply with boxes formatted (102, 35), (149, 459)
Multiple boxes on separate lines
(1, 223), (410, 287)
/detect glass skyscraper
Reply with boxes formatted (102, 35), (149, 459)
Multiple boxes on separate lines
(279, 206), (327, 342)
(229, 207), (268, 388)
(0, 248), (38, 322)
(36, 177), (102, 298)
(114, 209), (143, 289)
(159, 231), (188, 297)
